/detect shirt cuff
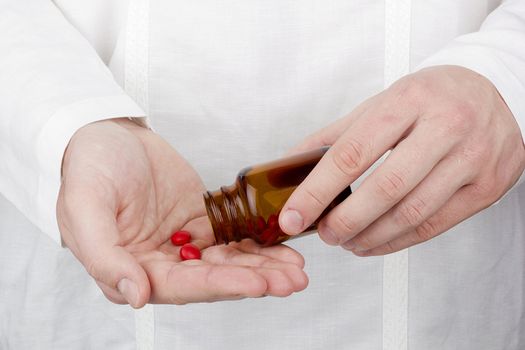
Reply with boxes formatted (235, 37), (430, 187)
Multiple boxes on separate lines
(36, 94), (146, 245)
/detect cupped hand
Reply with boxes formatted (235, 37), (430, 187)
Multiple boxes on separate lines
(58, 118), (307, 308)
(280, 65), (525, 256)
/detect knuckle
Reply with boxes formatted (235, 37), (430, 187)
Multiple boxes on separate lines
(469, 179), (501, 204)
(169, 295), (188, 305)
(445, 103), (477, 136)
(353, 234), (375, 251)
(458, 146), (485, 168)
(334, 213), (359, 236)
(303, 186), (327, 209)
(374, 170), (406, 202)
(414, 220), (438, 242)
(394, 198), (427, 228)
(332, 139), (366, 177)
(378, 113), (402, 125)
(383, 241), (397, 255)
(391, 75), (430, 104)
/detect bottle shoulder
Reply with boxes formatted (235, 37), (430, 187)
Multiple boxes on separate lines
(237, 146), (329, 180)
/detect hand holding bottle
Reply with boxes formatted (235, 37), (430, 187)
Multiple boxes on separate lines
(280, 66), (525, 256)
(57, 118), (308, 308)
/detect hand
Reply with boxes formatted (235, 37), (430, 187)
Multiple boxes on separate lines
(280, 65), (525, 256)
(58, 118), (308, 308)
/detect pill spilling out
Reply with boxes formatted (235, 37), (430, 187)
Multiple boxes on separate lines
(180, 243), (202, 261)
(170, 230), (192, 246)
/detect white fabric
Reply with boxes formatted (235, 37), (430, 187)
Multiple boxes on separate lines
(382, 0), (411, 348)
(0, 0), (146, 245)
(122, 1), (156, 349)
(1, 0), (525, 349)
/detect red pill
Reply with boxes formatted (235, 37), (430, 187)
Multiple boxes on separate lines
(170, 230), (191, 246)
(256, 216), (266, 232)
(260, 227), (281, 246)
(267, 214), (279, 230)
(180, 243), (201, 261)
(260, 228), (274, 243)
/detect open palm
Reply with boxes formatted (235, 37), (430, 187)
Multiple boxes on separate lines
(57, 118), (307, 308)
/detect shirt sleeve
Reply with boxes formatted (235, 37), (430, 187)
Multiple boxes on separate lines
(0, 0), (146, 245)
(415, 0), (525, 188)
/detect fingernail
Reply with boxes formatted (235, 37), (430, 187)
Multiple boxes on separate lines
(117, 278), (139, 307)
(320, 226), (339, 245)
(281, 210), (304, 234)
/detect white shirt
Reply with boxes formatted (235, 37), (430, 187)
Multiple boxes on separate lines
(0, 0), (524, 349)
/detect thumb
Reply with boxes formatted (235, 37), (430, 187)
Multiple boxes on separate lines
(85, 245), (151, 308)
(60, 190), (151, 308)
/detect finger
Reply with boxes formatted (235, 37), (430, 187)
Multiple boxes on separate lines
(285, 94), (380, 156)
(280, 98), (418, 235)
(356, 183), (489, 256)
(161, 234), (307, 268)
(251, 266), (302, 296)
(317, 119), (458, 245)
(63, 190), (151, 308)
(341, 154), (474, 252)
(143, 259), (268, 303)
(202, 244), (308, 292)
(87, 246), (151, 309)
(233, 239), (306, 268)
(96, 281), (128, 304)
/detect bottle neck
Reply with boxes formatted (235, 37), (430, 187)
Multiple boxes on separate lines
(203, 184), (246, 245)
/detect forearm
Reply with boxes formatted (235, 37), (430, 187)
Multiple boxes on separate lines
(0, 0), (145, 244)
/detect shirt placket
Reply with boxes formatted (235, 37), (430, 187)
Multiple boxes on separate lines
(383, 0), (412, 349)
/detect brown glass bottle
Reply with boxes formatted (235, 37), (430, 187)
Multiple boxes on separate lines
(203, 147), (352, 247)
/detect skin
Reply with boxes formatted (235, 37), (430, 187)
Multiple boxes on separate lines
(280, 65), (525, 256)
(57, 118), (308, 308)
